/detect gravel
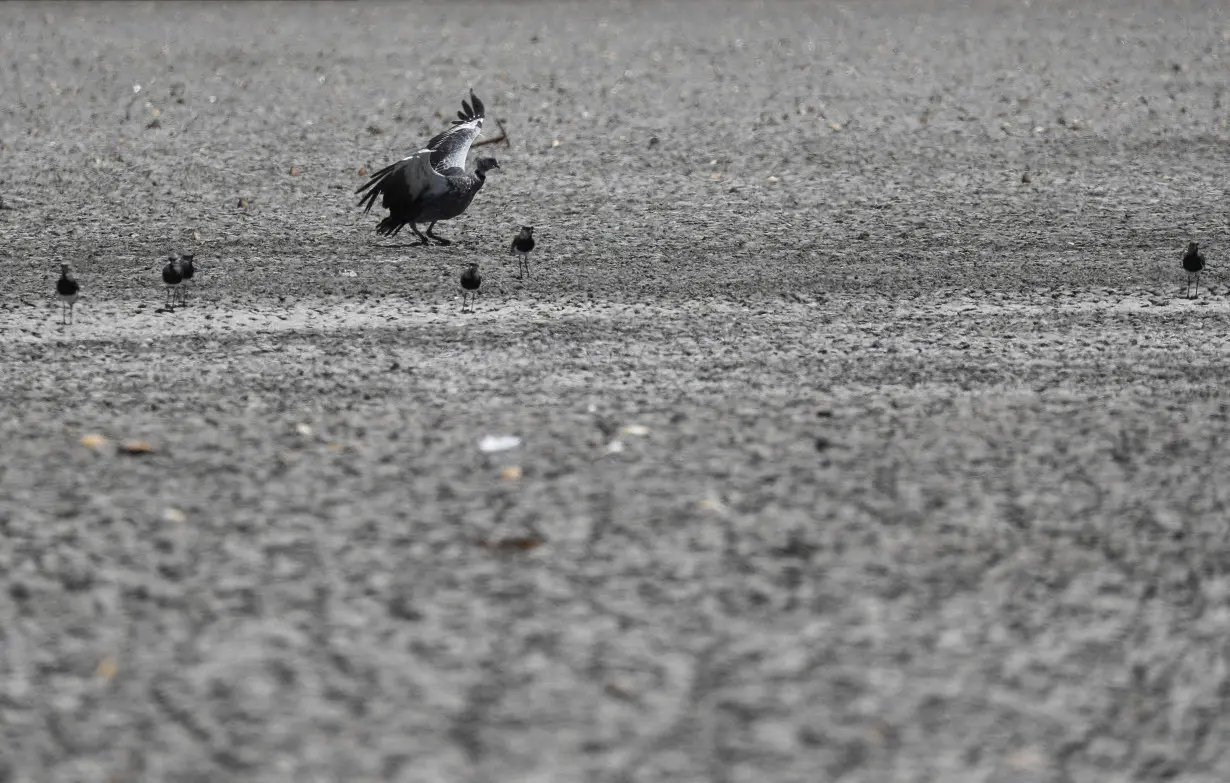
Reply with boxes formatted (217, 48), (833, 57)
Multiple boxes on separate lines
(2, 1), (1230, 781)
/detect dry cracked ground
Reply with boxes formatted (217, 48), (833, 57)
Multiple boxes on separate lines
(2, 1), (1230, 782)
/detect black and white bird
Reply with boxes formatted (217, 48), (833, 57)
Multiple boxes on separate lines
(356, 91), (500, 246)
(510, 226), (535, 279)
(460, 262), (482, 311)
(56, 263), (79, 325)
(162, 255), (183, 309)
(1182, 241), (1206, 299)
(178, 254), (196, 305)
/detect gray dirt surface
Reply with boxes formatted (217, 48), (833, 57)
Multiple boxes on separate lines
(2, 1), (1230, 781)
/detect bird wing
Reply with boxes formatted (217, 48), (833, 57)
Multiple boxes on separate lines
(405, 151), (452, 199)
(426, 91), (486, 173)
(355, 148), (450, 213)
(356, 92), (486, 213)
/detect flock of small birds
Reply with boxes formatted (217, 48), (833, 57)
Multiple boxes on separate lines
(160, 254), (196, 309)
(39, 89), (1213, 325)
(48, 90), (536, 325)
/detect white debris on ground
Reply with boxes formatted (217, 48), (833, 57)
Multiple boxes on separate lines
(479, 434), (521, 453)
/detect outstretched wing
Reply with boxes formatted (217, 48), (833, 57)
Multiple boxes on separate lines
(355, 148), (449, 214)
(426, 91), (485, 173)
(355, 92), (487, 214)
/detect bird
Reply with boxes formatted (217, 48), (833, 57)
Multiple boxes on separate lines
(162, 255), (183, 309)
(356, 91), (500, 246)
(178, 254), (196, 305)
(510, 226), (535, 279)
(1182, 241), (1206, 299)
(460, 262), (482, 311)
(56, 263), (79, 325)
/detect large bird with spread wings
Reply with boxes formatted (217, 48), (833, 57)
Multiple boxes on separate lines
(356, 91), (500, 246)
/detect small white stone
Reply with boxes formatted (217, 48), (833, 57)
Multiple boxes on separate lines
(479, 435), (521, 453)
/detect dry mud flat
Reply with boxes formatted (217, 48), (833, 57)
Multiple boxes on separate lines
(3, 1), (1230, 782)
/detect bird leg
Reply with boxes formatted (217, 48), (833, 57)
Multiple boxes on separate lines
(409, 223), (431, 246)
(425, 222), (452, 246)
(1194, 272), (1200, 299)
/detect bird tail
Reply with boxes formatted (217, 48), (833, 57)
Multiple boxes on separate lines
(355, 158), (412, 215)
(376, 217), (405, 236)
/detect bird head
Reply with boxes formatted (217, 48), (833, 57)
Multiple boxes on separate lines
(60, 263), (70, 273)
(1188, 242), (1200, 253)
(520, 226), (534, 238)
(475, 157), (500, 174)
(466, 262), (481, 274)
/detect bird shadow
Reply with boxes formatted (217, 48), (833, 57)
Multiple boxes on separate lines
(375, 241), (478, 252)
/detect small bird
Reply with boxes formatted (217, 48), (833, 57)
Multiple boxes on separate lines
(162, 255), (183, 309)
(1182, 241), (1206, 299)
(178, 254), (196, 306)
(510, 226), (535, 279)
(460, 262), (482, 311)
(56, 263), (79, 325)
(356, 91), (500, 246)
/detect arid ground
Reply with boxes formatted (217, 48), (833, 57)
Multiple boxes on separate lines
(2, 1), (1230, 781)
